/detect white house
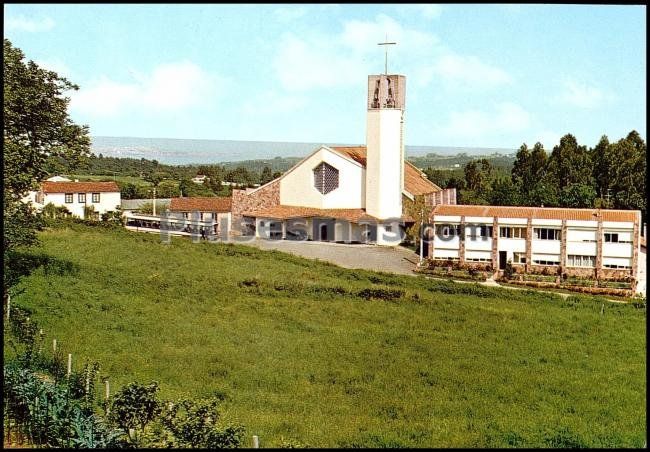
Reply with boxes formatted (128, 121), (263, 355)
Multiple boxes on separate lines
(28, 181), (121, 219)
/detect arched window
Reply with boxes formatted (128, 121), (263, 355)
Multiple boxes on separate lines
(313, 162), (339, 194)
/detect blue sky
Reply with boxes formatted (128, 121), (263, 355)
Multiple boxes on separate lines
(4, 4), (646, 149)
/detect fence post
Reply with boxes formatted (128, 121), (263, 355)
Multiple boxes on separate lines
(105, 380), (110, 415)
(53, 339), (57, 353)
(253, 435), (259, 448)
(6, 294), (10, 320)
(67, 354), (72, 377)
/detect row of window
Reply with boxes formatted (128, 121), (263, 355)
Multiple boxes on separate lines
(439, 251), (631, 269)
(182, 212), (217, 221)
(435, 225), (632, 243)
(65, 193), (100, 203)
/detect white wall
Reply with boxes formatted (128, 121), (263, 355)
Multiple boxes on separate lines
(465, 238), (492, 251)
(365, 109), (403, 219)
(280, 147), (365, 209)
(566, 242), (597, 256)
(531, 240), (561, 255)
(498, 238), (526, 253)
(602, 243), (633, 258)
(44, 192), (120, 219)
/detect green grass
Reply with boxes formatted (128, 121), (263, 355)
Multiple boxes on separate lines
(69, 174), (152, 186)
(5, 224), (646, 447)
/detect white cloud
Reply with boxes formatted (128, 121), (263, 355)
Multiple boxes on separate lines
(5, 15), (55, 32)
(34, 59), (72, 78)
(557, 79), (607, 109)
(274, 32), (366, 91)
(274, 14), (440, 92)
(70, 61), (217, 117)
(434, 102), (531, 140)
(433, 53), (513, 87)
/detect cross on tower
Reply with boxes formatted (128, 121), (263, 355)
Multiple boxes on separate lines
(377, 34), (397, 75)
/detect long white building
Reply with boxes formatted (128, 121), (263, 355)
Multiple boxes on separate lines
(427, 204), (642, 290)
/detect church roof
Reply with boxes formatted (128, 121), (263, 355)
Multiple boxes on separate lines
(330, 146), (441, 196)
(169, 197), (232, 212)
(242, 205), (375, 223)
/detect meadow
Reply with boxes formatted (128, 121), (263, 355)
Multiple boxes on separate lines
(5, 224), (646, 447)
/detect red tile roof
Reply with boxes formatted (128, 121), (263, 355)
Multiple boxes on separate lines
(243, 204), (414, 223)
(330, 146), (441, 195)
(432, 204), (640, 223)
(169, 197), (232, 212)
(41, 181), (120, 193)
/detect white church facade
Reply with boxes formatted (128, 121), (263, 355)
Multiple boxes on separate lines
(230, 73), (455, 245)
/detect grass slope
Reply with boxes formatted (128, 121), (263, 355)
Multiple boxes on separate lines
(7, 224), (646, 447)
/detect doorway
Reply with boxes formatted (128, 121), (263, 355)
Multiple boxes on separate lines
(320, 224), (328, 241)
(499, 251), (507, 270)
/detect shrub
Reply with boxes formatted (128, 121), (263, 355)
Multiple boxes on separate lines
(503, 260), (515, 280)
(357, 287), (405, 301)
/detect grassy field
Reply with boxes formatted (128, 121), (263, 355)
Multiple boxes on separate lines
(5, 224), (646, 447)
(69, 174), (153, 186)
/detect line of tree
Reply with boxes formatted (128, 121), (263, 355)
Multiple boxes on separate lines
(427, 132), (646, 221)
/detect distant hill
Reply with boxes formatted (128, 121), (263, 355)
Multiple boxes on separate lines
(91, 136), (516, 165)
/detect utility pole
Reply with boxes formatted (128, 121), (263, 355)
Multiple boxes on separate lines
(152, 187), (157, 216)
(419, 207), (424, 264)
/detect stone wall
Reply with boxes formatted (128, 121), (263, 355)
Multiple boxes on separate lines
(230, 181), (280, 235)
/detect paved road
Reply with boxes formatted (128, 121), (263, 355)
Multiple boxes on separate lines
(245, 238), (420, 275)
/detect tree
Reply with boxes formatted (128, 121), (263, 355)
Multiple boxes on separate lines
(260, 166), (274, 185)
(590, 135), (611, 199)
(547, 134), (592, 189)
(404, 195), (428, 250)
(511, 142), (549, 205)
(4, 39), (90, 294)
(609, 132), (646, 217)
(490, 177), (522, 206)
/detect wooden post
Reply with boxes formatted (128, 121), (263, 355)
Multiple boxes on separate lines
(105, 380), (110, 400)
(6, 294), (10, 320)
(253, 435), (259, 448)
(53, 339), (57, 353)
(67, 354), (72, 377)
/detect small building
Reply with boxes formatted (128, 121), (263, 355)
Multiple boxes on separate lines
(427, 204), (642, 291)
(168, 197), (232, 236)
(26, 181), (121, 219)
(192, 175), (207, 184)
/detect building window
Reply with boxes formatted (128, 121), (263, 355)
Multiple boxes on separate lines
(92, 193), (100, 203)
(604, 232), (618, 243)
(466, 257), (491, 262)
(603, 263), (631, 269)
(65, 193), (73, 203)
(567, 255), (595, 267)
(532, 258), (560, 266)
(533, 228), (561, 240)
(183, 212), (189, 219)
(500, 226), (526, 239)
(513, 252), (526, 264)
(78, 193), (86, 203)
(436, 224), (461, 237)
(313, 162), (339, 194)
(385, 225), (392, 232)
(468, 224), (492, 239)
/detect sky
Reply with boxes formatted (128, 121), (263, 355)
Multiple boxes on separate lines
(4, 4), (646, 149)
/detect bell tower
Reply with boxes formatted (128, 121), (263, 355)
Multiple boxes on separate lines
(365, 73), (406, 221)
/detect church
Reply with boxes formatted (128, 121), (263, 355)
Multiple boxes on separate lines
(229, 73), (456, 245)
